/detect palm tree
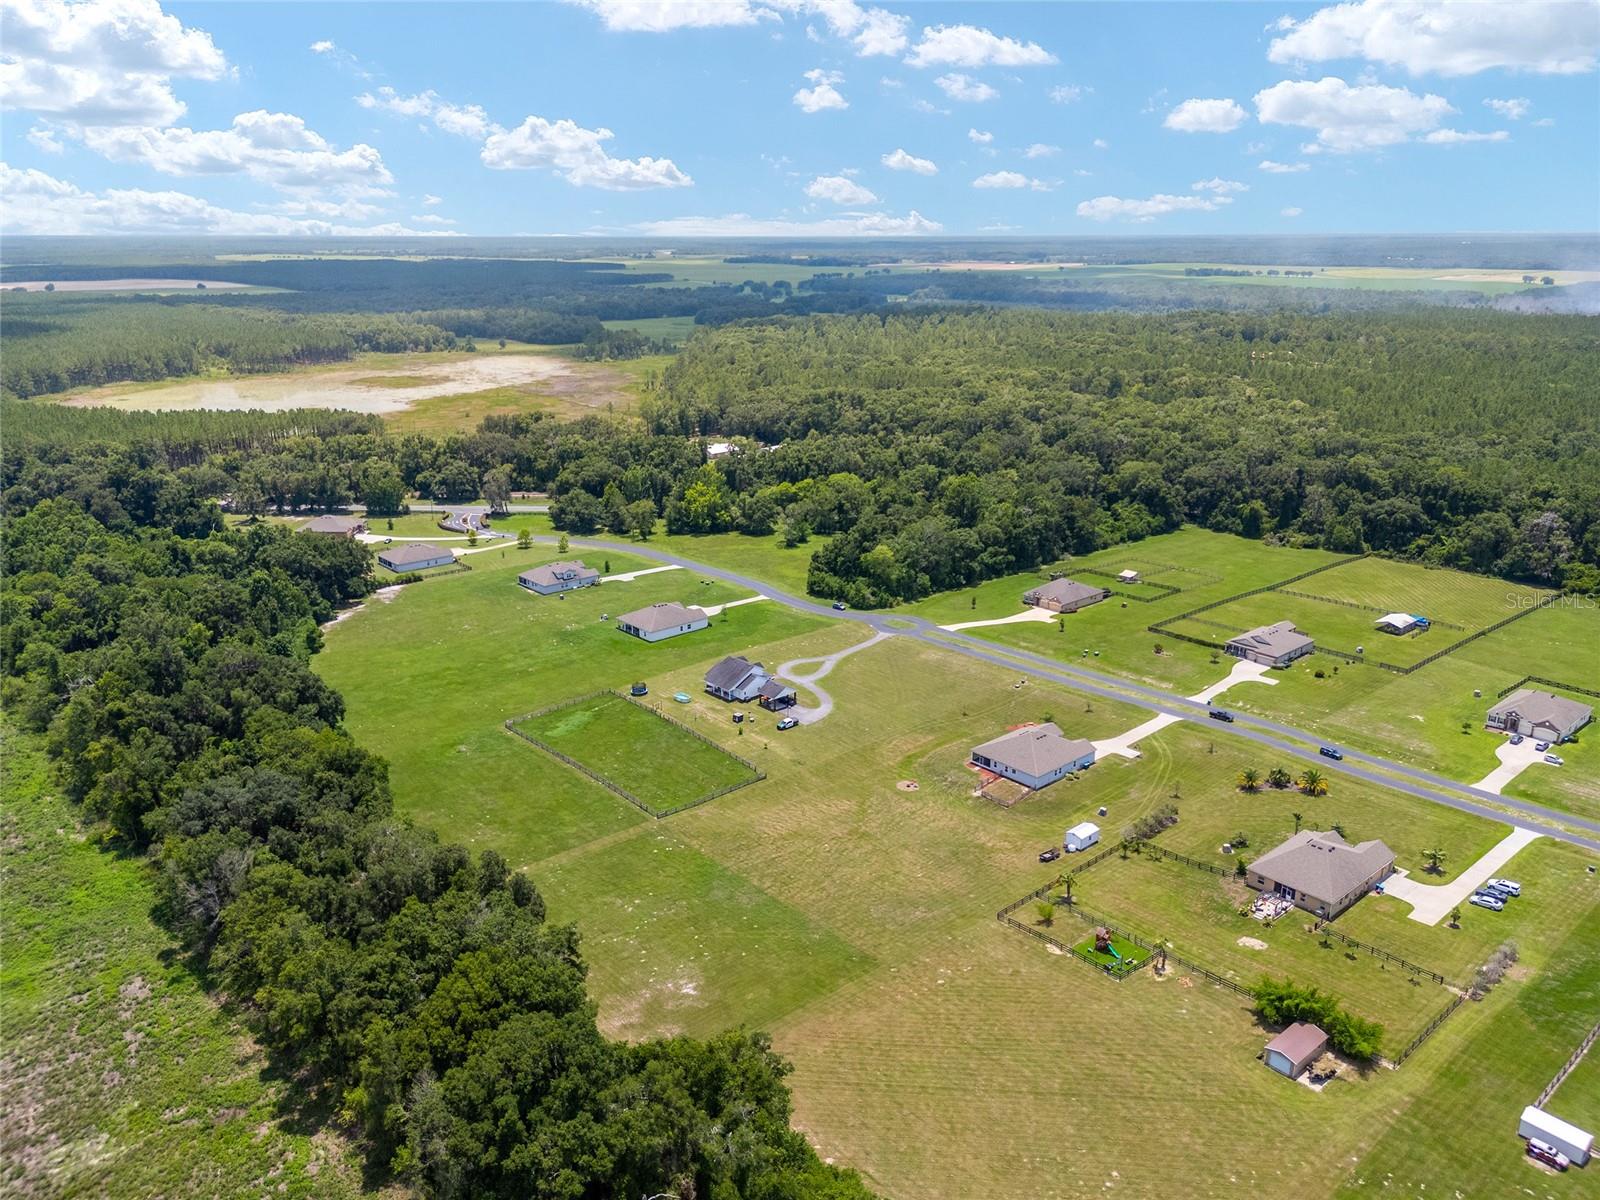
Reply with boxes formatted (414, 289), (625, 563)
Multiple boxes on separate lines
(1238, 767), (1262, 793)
(1292, 811), (1303, 834)
(1448, 905), (1462, 929)
(1267, 766), (1292, 790)
(1423, 846), (1447, 875)
(1297, 767), (1328, 797)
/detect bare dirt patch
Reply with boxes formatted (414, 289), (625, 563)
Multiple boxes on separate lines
(1236, 936), (1269, 951)
(896, 780), (920, 792)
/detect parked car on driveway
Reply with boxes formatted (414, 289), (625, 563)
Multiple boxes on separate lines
(1485, 878), (1522, 896)
(1509, 733), (1524, 745)
(1535, 740), (1551, 752)
(1545, 754), (1565, 766)
(1470, 892), (1505, 911)
(776, 716), (798, 730)
(1319, 746), (1344, 760)
(1038, 847), (1061, 863)
(1208, 709), (1234, 723)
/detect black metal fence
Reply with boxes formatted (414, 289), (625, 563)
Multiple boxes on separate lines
(1273, 587), (1466, 631)
(1149, 553), (1369, 633)
(1394, 992), (1466, 1065)
(1536, 1020), (1600, 1107)
(1311, 920), (1453, 986)
(504, 690), (765, 819)
(1145, 844), (1232, 877)
(1496, 674), (1600, 702)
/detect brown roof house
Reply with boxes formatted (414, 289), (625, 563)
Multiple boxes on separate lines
(1486, 689), (1592, 743)
(1247, 829), (1395, 920)
(971, 723), (1096, 791)
(519, 560), (600, 595)
(303, 515), (366, 537)
(616, 601), (708, 643)
(1022, 578), (1108, 614)
(377, 543), (455, 573)
(1225, 620), (1315, 668)
(1264, 1022), (1329, 1079)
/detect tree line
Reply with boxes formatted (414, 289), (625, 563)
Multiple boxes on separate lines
(0, 487), (873, 1199)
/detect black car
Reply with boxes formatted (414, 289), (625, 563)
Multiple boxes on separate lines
(1038, 847), (1061, 863)
(832, 601), (848, 611)
(1208, 709), (1234, 723)
(1319, 746), (1344, 760)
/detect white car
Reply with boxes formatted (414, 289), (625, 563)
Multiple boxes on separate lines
(1544, 754), (1564, 766)
(1470, 892), (1505, 911)
(1485, 878), (1521, 897)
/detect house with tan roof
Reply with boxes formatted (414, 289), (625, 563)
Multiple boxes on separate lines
(303, 514), (366, 537)
(1022, 578), (1108, 614)
(1246, 829), (1395, 919)
(616, 601), (708, 643)
(970, 723), (1096, 791)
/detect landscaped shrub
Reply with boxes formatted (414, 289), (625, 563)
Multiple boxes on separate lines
(1129, 804), (1179, 841)
(1252, 976), (1386, 1061)
(1469, 941), (1520, 999)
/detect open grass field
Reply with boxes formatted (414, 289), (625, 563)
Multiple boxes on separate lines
(511, 691), (761, 815)
(0, 726), (369, 1200)
(601, 315), (700, 345)
(315, 538), (1600, 1199)
(1079, 262), (1595, 294)
(1069, 850), (1456, 1057)
(1548, 1037), (1600, 1133)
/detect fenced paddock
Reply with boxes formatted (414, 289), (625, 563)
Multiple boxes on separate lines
(507, 690), (764, 818)
(1074, 558), (1222, 604)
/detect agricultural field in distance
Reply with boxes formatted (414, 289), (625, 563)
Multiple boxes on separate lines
(313, 540), (1600, 1200)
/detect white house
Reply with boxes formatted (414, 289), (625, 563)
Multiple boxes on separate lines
(1117, 569), (1141, 584)
(1519, 1105), (1593, 1166)
(519, 560), (600, 595)
(377, 543), (455, 573)
(1064, 821), (1101, 852)
(616, 601), (709, 643)
(970, 723), (1095, 791)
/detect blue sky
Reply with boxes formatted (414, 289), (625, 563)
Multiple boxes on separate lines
(3, 0), (1598, 236)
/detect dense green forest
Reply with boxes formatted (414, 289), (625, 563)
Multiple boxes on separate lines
(0, 495), (874, 1200)
(6, 308), (1596, 605)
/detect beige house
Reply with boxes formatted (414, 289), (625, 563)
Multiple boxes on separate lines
(1486, 689), (1592, 743)
(1022, 578), (1108, 614)
(616, 601), (708, 643)
(1246, 829), (1395, 920)
(303, 515), (366, 537)
(519, 560), (600, 595)
(1225, 620), (1314, 668)
(971, 723), (1096, 791)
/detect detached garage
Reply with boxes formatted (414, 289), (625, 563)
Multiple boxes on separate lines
(1263, 1022), (1328, 1080)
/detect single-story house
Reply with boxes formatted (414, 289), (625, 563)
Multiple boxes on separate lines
(1246, 829), (1396, 920)
(756, 677), (798, 711)
(1519, 1105), (1593, 1167)
(304, 514), (366, 537)
(1264, 1023), (1329, 1080)
(1225, 620), (1315, 668)
(519, 560), (600, 595)
(1065, 821), (1101, 852)
(705, 440), (737, 459)
(1486, 688), (1593, 743)
(378, 542), (455, 573)
(1374, 612), (1421, 635)
(1022, 578), (1108, 614)
(616, 601), (708, 643)
(705, 655), (769, 702)
(971, 723), (1096, 791)
(1117, 569), (1141, 584)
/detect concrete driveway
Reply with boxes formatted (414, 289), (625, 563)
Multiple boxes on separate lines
(1475, 737), (1555, 795)
(1093, 660), (1279, 759)
(1379, 825), (1543, 925)
(939, 607), (1058, 632)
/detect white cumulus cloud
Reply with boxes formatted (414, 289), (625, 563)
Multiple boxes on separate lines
(0, 0), (229, 126)
(1268, 0), (1600, 76)
(1484, 97), (1532, 120)
(882, 147), (937, 173)
(481, 115), (693, 189)
(794, 67), (848, 111)
(1423, 127), (1511, 143)
(1049, 83), (1086, 103)
(421, 193), (443, 206)
(1254, 76), (1453, 151)
(1192, 176), (1249, 193)
(935, 72), (997, 102)
(1164, 97), (1248, 133)
(805, 173), (878, 203)
(309, 40), (335, 53)
(1076, 192), (1231, 221)
(628, 208), (942, 236)
(572, 0), (910, 56)
(1258, 158), (1311, 172)
(972, 170), (1052, 190)
(356, 87), (500, 140)
(967, 127), (993, 143)
(906, 23), (1056, 68)
(1281, 206), (1304, 217)
(1024, 142), (1060, 158)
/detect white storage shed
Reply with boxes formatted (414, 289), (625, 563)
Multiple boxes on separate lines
(1064, 821), (1101, 853)
(1519, 1105), (1593, 1166)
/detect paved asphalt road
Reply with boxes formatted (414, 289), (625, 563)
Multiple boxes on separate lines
(524, 531), (1600, 855)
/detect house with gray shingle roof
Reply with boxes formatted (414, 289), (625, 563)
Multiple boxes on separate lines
(1225, 620), (1315, 668)
(519, 560), (600, 595)
(377, 542), (455, 573)
(971, 723), (1096, 791)
(616, 601), (708, 643)
(1247, 829), (1395, 919)
(303, 514), (366, 537)
(1486, 688), (1592, 743)
(1022, 578), (1108, 614)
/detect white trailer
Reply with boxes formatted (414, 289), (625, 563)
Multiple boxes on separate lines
(1519, 1105), (1593, 1166)
(1065, 821), (1101, 853)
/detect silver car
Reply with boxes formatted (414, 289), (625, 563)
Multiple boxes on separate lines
(1470, 892), (1505, 911)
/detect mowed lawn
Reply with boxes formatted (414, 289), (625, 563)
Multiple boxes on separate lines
(513, 692), (759, 815)
(317, 530), (1600, 1200)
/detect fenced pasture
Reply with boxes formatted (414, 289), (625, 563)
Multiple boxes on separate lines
(1059, 846), (1459, 1059)
(1073, 557), (1222, 604)
(508, 691), (764, 817)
